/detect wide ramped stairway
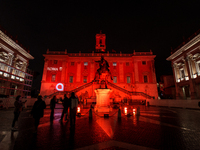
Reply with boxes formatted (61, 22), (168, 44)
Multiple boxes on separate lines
(45, 81), (154, 99)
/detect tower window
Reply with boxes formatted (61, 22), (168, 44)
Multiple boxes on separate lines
(144, 75), (148, 83)
(113, 62), (117, 66)
(127, 76), (131, 83)
(126, 62), (129, 66)
(53, 60), (58, 64)
(51, 75), (56, 82)
(83, 76), (87, 83)
(113, 76), (117, 83)
(100, 39), (102, 44)
(71, 62), (75, 66)
(142, 61), (146, 65)
(69, 76), (73, 83)
(84, 62), (88, 66)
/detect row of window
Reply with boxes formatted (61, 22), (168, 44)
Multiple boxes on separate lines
(51, 75), (148, 83)
(176, 60), (200, 82)
(52, 61), (147, 66)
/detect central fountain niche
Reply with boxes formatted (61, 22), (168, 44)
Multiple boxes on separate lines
(94, 56), (113, 112)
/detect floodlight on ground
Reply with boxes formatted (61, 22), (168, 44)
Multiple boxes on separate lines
(77, 106), (80, 113)
(133, 108), (136, 115)
(124, 107), (127, 115)
(77, 106), (81, 116)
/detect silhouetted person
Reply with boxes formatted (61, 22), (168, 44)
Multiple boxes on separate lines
(50, 95), (57, 122)
(70, 92), (78, 128)
(11, 95), (26, 130)
(60, 94), (70, 122)
(31, 95), (46, 132)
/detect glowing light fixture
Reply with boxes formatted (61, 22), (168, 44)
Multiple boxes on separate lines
(0, 71), (2, 75)
(3, 73), (8, 77)
(193, 74), (197, 78)
(124, 107), (127, 115)
(185, 76), (189, 80)
(177, 79), (180, 82)
(56, 83), (64, 91)
(20, 78), (24, 81)
(11, 75), (15, 79)
(133, 108), (136, 115)
(77, 107), (80, 113)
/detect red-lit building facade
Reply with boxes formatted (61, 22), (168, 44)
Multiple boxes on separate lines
(0, 27), (34, 97)
(167, 29), (200, 100)
(40, 32), (158, 101)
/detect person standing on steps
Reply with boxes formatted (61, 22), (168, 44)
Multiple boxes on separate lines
(31, 95), (46, 132)
(60, 93), (70, 122)
(50, 95), (57, 122)
(70, 92), (78, 128)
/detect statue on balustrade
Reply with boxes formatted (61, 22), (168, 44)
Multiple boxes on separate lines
(94, 56), (113, 88)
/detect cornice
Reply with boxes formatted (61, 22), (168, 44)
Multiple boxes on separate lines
(0, 30), (34, 60)
(167, 33), (200, 61)
(0, 43), (14, 54)
(16, 54), (27, 62)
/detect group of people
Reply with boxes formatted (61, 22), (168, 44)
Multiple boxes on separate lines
(11, 92), (79, 132)
(50, 92), (79, 128)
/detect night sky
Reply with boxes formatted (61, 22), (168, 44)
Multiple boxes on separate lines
(0, 1), (200, 91)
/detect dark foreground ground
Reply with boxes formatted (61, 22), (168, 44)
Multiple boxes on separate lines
(0, 103), (200, 150)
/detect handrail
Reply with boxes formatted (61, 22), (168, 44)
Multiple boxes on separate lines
(45, 81), (94, 98)
(107, 82), (154, 99)
(45, 81), (154, 99)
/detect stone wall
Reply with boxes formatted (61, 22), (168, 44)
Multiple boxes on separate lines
(146, 99), (200, 109)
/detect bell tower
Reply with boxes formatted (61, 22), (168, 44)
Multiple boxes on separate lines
(95, 31), (106, 52)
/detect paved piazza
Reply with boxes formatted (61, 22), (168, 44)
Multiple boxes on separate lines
(0, 104), (200, 150)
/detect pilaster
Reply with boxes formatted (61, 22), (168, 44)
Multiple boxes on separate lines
(61, 60), (66, 82)
(172, 63), (179, 99)
(185, 56), (196, 99)
(134, 61), (139, 83)
(42, 59), (48, 82)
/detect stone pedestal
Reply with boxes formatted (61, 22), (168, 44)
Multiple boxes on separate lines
(94, 89), (112, 112)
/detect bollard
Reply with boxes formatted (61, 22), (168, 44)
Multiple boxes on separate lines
(89, 108), (92, 119)
(136, 107), (140, 116)
(118, 108), (121, 118)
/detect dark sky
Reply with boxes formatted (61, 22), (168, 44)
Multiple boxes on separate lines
(0, 1), (200, 91)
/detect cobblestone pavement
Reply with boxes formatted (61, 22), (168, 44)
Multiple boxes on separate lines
(0, 104), (200, 150)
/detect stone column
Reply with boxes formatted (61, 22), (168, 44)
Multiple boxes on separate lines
(61, 60), (66, 83)
(42, 59), (48, 82)
(134, 61), (139, 83)
(185, 56), (196, 99)
(8, 53), (14, 65)
(172, 63), (180, 99)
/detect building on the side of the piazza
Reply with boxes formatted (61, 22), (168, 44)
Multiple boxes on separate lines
(167, 29), (200, 100)
(158, 75), (176, 99)
(40, 32), (158, 102)
(0, 27), (34, 97)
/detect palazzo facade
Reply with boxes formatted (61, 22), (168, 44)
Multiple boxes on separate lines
(0, 27), (34, 97)
(167, 29), (200, 99)
(40, 32), (158, 101)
